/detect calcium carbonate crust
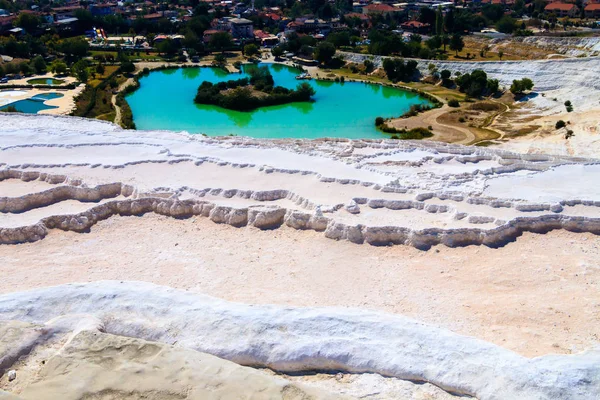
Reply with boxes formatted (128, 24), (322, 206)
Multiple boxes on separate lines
(0, 281), (597, 400)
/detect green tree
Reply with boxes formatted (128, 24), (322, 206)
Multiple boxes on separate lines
(314, 41), (336, 65)
(156, 39), (178, 57)
(426, 35), (442, 50)
(243, 43), (259, 57)
(213, 53), (226, 66)
(58, 37), (89, 59)
(496, 16), (517, 34)
(14, 13), (41, 33)
(449, 34), (464, 56)
(455, 69), (492, 97)
(121, 61), (135, 74)
(435, 6), (444, 36)
(71, 60), (89, 83)
(19, 61), (33, 76)
(295, 82), (316, 100)
(31, 55), (46, 74)
(209, 32), (233, 53)
(96, 63), (105, 75)
(442, 35), (450, 52)
(271, 45), (284, 59)
(50, 60), (67, 75)
(498, 50), (504, 60)
(0, 64), (4, 78)
(510, 78), (534, 95)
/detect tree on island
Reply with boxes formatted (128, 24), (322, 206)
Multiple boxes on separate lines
(194, 69), (316, 112)
(314, 41), (336, 65)
(210, 32), (233, 53)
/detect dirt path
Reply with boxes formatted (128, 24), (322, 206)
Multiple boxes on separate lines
(111, 77), (134, 128)
(388, 105), (476, 144)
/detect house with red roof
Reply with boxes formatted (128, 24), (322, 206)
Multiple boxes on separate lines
(544, 2), (579, 17)
(585, 3), (600, 17)
(400, 20), (431, 33)
(0, 15), (15, 34)
(362, 4), (398, 16)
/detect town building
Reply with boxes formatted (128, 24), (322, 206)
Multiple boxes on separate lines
(544, 2), (579, 17)
(229, 18), (254, 39)
(584, 3), (600, 17)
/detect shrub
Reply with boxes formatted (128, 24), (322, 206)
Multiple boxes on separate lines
(448, 99), (460, 107)
(510, 78), (534, 95)
(375, 117), (384, 126)
(565, 129), (574, 139)
(555, 120), (566, 129)
(458, 116), (466, 123)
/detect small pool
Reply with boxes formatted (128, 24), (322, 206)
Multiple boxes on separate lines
(27, 78), (65, 85)
(0, 93), (64, 114)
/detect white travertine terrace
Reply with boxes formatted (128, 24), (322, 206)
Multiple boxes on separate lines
(1, 114), (600, 400)
(0, 281), (598, 400)
(2, 114), (600, 249)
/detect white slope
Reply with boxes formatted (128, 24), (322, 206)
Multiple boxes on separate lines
(0, 281), (597, 400)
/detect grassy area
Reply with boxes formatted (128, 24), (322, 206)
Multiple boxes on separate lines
(27, 78), (65, 85)
(324, 67), (466, 103)
(403, 82), (466, 102)
(90, 50), (118, 58)
(88, 65), (120, 88)
(96, 111), (116, 122)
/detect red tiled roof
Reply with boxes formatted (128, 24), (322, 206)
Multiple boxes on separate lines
(585, 3), (600, 10)
(52, 6), (83, 12)
(345, 12), (369, 20)
(253, 29), (271, 39)
(262, 12), (281, 20)
(363, 4), (396, 12)
(143, 12), (163, 19)
(401, 20), (430, 28)
(545, 2), (576, 10)
(0, 15), (16, 24)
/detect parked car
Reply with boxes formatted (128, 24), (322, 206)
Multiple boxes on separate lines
(0, 77), (8, 83)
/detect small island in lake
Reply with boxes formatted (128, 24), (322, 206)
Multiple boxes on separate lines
(194, 66), (316, 112)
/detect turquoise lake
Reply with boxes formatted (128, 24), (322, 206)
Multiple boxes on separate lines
(1, 93), (63, 114)
(127, 63), (432, 139)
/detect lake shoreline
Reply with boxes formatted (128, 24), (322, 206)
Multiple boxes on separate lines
(122, 62), (435, 140)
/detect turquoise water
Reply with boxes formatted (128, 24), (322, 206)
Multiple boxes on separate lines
(1, 93), (63, 114)
(127, 64), (431, 139)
